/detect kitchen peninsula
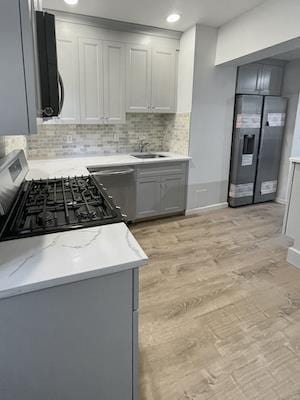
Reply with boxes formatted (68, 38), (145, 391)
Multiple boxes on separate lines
(0, 150), (148, 400)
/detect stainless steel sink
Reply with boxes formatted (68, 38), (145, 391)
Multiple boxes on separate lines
(131, 153), (167, 159)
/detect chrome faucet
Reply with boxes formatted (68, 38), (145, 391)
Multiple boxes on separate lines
(139, 139), (150, 153)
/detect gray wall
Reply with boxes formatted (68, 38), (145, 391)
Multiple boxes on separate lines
(277, 59), (300, 203)
(187, 25), (237, 210)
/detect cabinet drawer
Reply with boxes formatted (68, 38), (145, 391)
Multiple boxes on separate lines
(137, 162), (186, 177)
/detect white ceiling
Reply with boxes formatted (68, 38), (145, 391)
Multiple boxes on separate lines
(43, 0), (267, 31)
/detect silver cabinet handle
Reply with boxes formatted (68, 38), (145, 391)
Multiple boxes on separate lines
(92, 168), (135, 176)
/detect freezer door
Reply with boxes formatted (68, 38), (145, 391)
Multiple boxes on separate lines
(254, 96), (287, 203)
(229, 95), (263, 207)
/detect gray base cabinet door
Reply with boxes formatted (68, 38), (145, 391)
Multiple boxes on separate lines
(0, 271), (135, 400)
(136, 176), (161, 218)
(161, 174), (185, 214)
(136, 168), (187, 220)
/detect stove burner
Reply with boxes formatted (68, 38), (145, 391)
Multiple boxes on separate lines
(0, 175), (124, 242)
(37, 211), (55, 226)
(76, 206), (97, 221)
(77, 179), (88, 188)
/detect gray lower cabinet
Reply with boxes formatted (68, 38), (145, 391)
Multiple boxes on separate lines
(0, 269), (139, 400)
(161, 174), (186, 214)
(136, 175), (162, 218)
(136, 162), (187, 220)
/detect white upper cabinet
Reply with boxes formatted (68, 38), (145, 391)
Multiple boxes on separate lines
(103, 41), (126, 124)
(126, 45), (177, 113)
(54, 19), (179, 124)
(78, 39), (125, 124)
(151, 48), (177, 113)
(79, 38), (104, 124)
(126, 45), (151, 113)
(57, 36), (81, 124)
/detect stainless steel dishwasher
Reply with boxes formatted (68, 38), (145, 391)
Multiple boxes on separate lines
(88, 166), (136, 222)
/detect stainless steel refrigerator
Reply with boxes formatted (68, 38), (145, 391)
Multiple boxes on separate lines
(229, 95), (287, 207)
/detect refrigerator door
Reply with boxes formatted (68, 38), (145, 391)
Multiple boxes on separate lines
(229, 95), (263, 207)
(254, 96), (287, 203)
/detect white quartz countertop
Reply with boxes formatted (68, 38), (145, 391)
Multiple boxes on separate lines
(0, 223), (148, 300)
(0, 151), (190, 299)
(27, 152), (191, 180)
(290, 157), (300, 163)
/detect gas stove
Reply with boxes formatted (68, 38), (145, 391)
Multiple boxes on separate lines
(0, 151), (125, 242)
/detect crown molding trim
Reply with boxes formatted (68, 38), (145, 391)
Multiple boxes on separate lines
(45, 9), (182, 40)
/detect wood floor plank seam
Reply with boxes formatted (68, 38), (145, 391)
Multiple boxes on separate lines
(131, 203), (300, 400)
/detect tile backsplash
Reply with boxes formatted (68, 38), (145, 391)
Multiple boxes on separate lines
(0, 113), (190, 160)
(0, 136), (27, 158)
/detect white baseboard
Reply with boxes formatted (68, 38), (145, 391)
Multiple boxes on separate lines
(287, 246), (300, 269)
(275, 197), (287, 205)
(185, 202), (228, 215)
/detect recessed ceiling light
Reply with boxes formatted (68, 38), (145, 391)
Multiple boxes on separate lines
(64, 0), (78, 5)
(166, 14), (181, 23)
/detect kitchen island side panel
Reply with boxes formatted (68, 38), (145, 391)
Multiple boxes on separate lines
(0, 269), (135, 400)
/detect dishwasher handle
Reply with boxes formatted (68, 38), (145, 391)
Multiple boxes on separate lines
(91, 168), (135, 177)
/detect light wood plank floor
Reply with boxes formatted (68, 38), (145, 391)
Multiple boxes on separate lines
(131, 203), (300, 400)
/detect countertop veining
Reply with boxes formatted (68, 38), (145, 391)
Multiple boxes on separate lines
(0, 223), (148, 300)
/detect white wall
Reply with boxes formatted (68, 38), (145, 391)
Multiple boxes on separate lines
(291, 102), (300, 157)
(277, 60), (300, 203)
(187, 24), (237, 210)
(216, 0), (300, 65)
(177, 26), (196, 113)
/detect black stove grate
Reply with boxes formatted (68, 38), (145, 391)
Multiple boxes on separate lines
(0, 175), (125, 241)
